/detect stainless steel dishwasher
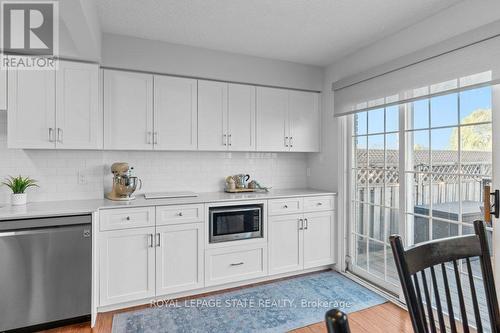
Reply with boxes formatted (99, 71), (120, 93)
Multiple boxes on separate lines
(0, 215), (91, 331)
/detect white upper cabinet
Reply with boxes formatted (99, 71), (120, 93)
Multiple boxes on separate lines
(256, 87), (288, 152)
(256, 87), (319, 152)
(288, 91), (320, 152)
(198, 80), (228, 151)
(104, 70), (153, 150)
(56, 61), (100, 149)
(154, 75), (197, 150)
(228, 83), (256, 151)
(0, 68), (6, 110)
(8, 68), (56, 149)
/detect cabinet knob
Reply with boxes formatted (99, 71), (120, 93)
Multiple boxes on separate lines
(317, 202), (323, 206)
(177, 212), (183, 217)
(283, 205), (288, 209)
(125, 216), (130, 221)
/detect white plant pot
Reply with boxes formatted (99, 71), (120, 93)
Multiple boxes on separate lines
(11, 193), (27, 206)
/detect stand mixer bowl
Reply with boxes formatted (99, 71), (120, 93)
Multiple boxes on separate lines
(114, 176), (142, 198)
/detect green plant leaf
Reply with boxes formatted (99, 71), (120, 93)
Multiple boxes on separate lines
(1, 175), (38, 194)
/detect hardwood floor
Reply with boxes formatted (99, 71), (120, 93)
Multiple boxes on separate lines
(40, 302), (412, 333)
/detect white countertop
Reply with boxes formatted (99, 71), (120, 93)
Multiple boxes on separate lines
(0, 189), (336, 221)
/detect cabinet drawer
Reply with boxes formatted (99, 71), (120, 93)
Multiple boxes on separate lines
(205, 244), (268, 286)
(156, 204), (204, 225)
(303, 196), (335, 212)
(268, 198), (303, 216)
(100, 207), (155, 231)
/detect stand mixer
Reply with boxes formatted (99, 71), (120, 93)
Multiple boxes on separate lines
(106, 162), (142, 201)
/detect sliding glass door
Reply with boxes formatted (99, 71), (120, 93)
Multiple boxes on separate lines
(349, 85), (495, 300)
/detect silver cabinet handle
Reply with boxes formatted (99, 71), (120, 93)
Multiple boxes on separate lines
(230, 262), (244, 266)
(289, 136), (293, 148)
(153, 132), (159, 145)
(304, 218), (308, 230)
(148, 234), (154, 248)
(285, 136), (289, 147)
(125, 216), (130, 221)
(283, 204), (288, 209)
(57, 128), (63, 143)
(317, 202), (323, 206)
(48, 128), (55, 142)
(147, 131), (152, 144)
(156, 233), (161, 247)
(298, 218), (303, 230)
(223, 134), (227, 146)
(228, 134), (232, 146)
(177, 212), (183, 216)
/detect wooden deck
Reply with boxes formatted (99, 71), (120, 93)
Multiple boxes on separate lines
(41, 302), (412, 333)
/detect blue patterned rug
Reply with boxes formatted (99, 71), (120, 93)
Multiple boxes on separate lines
(112, 271), (386, 333)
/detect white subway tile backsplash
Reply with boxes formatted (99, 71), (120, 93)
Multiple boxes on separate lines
(0, 113), (308, 204)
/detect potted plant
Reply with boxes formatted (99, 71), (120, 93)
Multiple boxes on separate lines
(2, 175), (38, 205)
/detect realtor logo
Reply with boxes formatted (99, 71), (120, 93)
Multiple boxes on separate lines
(1, 1), (58, 69)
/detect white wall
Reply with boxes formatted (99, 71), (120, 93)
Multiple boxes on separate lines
(0, 113), (307, 203)
(101, 33), (324, 91)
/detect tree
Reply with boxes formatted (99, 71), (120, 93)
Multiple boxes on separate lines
(449, 109), (492, 151)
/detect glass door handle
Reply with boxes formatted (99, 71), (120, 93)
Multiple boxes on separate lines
(483, 184), (499, 222)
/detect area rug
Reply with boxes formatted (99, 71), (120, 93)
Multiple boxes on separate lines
(112, 271), (386, 333)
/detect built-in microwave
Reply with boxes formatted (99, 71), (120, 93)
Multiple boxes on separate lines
(209, 204), (263, 243)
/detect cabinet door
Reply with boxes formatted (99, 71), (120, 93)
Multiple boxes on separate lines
(256, 87), (288, 151)
(0, 68), (6, 110)
(99, 227), (155, 306)
(103, 70), (153, 150)
(156, 223), (204, 295)
(55, 61), (101, 149)
(8, 68), (55, 149)
(227, 83), (255, 151)
(288, 91), (320, 152)
(154, 75), (197, 150)
(268, 214), (303, 274)
(303, 211), (334, 269)
(198, 80), (228, 151)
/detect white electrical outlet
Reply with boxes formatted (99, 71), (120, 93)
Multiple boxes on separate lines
(77, 171), (87, 185)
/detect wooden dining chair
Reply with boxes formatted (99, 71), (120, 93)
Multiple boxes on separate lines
(325, 308), (351, 333)
(390, 220), (500, 333)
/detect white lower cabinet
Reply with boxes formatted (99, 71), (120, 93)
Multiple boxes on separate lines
(99, 227), (156, 306)
(303, 211), (335, 269)
(268, 214), (303, 274)
(156, 223), (204, 295)
(205, 244), (268, 287)
(269, 201), (335, 274)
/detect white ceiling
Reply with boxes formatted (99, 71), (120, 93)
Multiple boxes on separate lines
(96, 0), (462, 66)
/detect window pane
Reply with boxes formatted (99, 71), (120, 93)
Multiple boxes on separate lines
(411, 99), (429, 130)
(386, 106), (399, 132)
(385, 133), (399, 168)
(368, 134), (384, 168)
(368, 204), (385, 241)
(461, 175), (487, 223)
(412, 215), (429, 244)
(385, 171), (399, 208)
(408, 130), (430, 172)
(355, 235), (368, 270)
(368, 183), (384, 206)
(431, 174), (459, 221)
(409, 173), (431, 215)
(368, 240), (384, 278)
(386, 208), (399, 237)
(432, 219), (459, 240)
(354, 169), (367, 202)
(431, 93), (458, 127)
(355, 111), (367, 135)
(431, 127), (458, 169)
(460, 123), (492, 155)
(368, 108), (384, 133)
(354, 136), (367, 169)
(460, 86), (492, 124)
(386, 244), (399, 285)
(355, 202), (367, 235)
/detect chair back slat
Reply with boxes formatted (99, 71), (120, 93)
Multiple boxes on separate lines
(452, 260), (469, 333)
(420, 271), (436, 333)
(430, 266), (447, 333)
(413, 274), (429, 332)
(389, 220), (500, 333)
(441, 263), (458, 333)
(465, 258), (483, 333)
